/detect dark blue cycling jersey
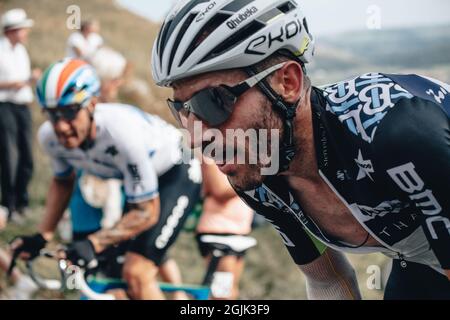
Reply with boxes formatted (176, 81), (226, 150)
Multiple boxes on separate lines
(237, 73), (450, 274)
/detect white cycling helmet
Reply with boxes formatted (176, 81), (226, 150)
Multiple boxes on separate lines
(152, 0), (315, 87)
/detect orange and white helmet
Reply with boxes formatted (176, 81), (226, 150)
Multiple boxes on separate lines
(36, 58), (100, 109)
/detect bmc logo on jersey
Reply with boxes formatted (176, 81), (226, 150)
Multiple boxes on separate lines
(387, 162), (449, 240)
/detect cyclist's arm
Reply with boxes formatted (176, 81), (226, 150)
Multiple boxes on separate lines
(201, 160), (237, 202)
(236, 190), (361, 299)
(39, 174), (76, 241)
(373, 97), (450, 278)
(67, 33), (86, 59)
(89, 197), (160, 253)
(299, 248), (361, 300)
(88, 138), (161, 253)
(0, 81), (27, 90)
(38, 124), (76, 240)
(72, 46), (84, 59)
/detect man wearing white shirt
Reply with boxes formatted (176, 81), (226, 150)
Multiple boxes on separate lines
(66, 20), (103, 62)
(0, 9), (40, 219)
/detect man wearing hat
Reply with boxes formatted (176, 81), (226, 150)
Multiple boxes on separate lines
(0, 9), (41, 221)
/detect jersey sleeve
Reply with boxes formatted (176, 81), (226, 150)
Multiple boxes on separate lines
(116, 140), (159, 204)
(37, 123), (74, 179)
(237, 190), (327, 265)
(66, 33), (84, 51)
(372, 96), (450, 269)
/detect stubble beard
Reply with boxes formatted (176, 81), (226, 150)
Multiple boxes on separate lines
(228, 100), (283, 192)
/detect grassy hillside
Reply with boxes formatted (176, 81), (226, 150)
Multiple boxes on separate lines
(320, 24), (450, 69)
(0, 0), (173, 119)
(310, 24), (450, 84)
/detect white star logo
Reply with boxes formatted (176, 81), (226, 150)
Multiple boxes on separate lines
(354, 150), (374, 181)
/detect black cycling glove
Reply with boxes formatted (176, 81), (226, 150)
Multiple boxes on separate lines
(66, 239), (98, 270)
(10, 233), (47, 260)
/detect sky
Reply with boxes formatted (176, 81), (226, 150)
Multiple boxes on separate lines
(116, 0), (450, 36)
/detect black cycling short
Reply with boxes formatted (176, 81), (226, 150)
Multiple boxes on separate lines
(196, 233), (249, 258)
(73, 162), (201, 267)
(384, 259), (450, 300)
(126, 162), (201, 266)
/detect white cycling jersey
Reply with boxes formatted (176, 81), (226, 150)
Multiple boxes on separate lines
(38, 103), (183, 203)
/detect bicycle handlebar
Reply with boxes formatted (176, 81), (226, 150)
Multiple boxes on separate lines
(24, 249), (115, 300)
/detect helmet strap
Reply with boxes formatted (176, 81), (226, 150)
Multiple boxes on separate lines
(245, 66), (299, 174)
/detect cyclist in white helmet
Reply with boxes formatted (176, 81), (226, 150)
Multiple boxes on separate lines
(152, 0), (450, 299)
(11, 58), (202, 300)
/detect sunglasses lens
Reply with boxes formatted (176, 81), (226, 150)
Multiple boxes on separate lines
(167, 100), (185, 126)
(65, 108), (78, 120)
(189, 88), (236, 126)
(47, 106), (81, 122)
(167, 87), (237, 127)
(47, 112), (58, 122)
(213, 87), (237, 112)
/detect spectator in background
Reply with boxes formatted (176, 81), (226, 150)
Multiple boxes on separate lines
(0, 206), (6, 230)
(0, 9), (41, 222)
(66, 19), (103, 62)
(91, 47), (128, 103)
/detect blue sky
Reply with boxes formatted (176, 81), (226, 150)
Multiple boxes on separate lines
(116, 0), (450, 36)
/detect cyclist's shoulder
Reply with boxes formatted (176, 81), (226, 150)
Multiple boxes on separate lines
(95, 103), (180, 152)
(95, 103), (147, 136)
(95, 102), (172, 131)
(318, 72), (415, 106)
(318, 72), (450, 111)
(316, 72), (449, 144)
(37, 120), (57, 146)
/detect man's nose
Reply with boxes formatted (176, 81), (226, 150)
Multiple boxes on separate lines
(53, 119), (72, 133)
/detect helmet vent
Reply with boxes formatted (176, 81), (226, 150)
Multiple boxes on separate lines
(277, 1), (297, 14)
(168, 13), (197, 75)
(179, 12), (231, 67)
(200, 20), (265, 64)
(156, 20), (166, 57)
(158, 19), (173, 67)
(159, 0), (210, 67)
(255, 2), (296, 25)
(222, 0), (254, 12)
(302, 17), (311, 35)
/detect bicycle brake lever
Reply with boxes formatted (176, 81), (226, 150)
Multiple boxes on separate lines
(6, 250), (19, 277)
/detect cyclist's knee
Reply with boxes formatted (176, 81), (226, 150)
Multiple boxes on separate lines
(122, 252), (158, 285)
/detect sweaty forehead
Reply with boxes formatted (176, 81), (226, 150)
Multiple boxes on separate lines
(172, 69), (247, 101)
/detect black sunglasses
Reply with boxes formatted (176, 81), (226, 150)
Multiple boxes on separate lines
(45, 104), (83, 123)
(167, 63), (286, 127)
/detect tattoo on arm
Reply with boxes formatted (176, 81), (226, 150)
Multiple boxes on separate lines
(91, 201), (154, 250)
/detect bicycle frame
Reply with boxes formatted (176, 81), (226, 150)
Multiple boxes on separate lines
(21, 234), (257, 300)
(84, 277), (210, 300)
(24, 250), (211, 300)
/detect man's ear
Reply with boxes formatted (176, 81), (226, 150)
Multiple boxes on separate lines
(87, 97), (98, 113)
(271, 61), (304, 104)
